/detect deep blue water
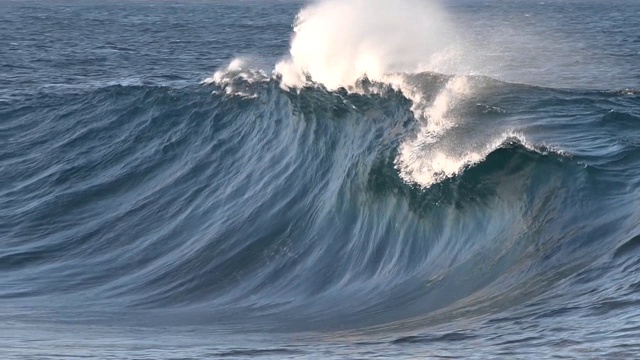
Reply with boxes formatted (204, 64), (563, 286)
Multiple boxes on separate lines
(1, 0), (640, 358)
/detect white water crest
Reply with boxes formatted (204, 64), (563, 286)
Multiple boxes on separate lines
(275, 0), (454, 90)
(203, 58), (270, 97)
(209, 0), (549, 188)
(271, 0), (490, 187)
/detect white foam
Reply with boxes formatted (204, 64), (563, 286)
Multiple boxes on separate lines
(396, 132), (527, 188)
(203, 58), (270, 97)
(274, 0), (454, 90)
(206, 0), (557, 188)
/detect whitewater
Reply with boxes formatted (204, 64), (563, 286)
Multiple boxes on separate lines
(210, 0), (563, 189)
(1, 0), (640, 358)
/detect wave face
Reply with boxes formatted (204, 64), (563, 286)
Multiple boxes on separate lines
(2, 0), (640, 358)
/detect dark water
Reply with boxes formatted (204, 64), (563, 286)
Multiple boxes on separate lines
(2, 0), (640, 358)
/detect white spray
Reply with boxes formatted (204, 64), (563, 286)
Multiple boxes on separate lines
(211, 0), (523, 188)
(275, 0), (454, 90)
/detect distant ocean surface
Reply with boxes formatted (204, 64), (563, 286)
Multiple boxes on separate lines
(1, 0), (640, 358)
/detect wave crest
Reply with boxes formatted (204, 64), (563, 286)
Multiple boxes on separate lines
(274, 0), (454, 90)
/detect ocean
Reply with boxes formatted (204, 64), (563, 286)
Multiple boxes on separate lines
(1, 0), (640, 358)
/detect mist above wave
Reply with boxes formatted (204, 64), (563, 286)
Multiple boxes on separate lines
(275, 0), (455, 90)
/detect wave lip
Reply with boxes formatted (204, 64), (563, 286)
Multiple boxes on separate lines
(396, 133), (571, 188)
